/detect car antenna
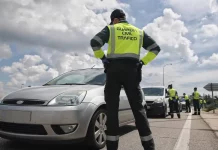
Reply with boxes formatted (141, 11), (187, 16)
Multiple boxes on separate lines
(91, 65), (95, 69)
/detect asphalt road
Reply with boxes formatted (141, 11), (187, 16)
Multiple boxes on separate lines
(0, 112), (218, 150)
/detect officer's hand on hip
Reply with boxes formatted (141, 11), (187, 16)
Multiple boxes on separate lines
(101, 55), (110, 73)
(137, 60), (144, 70)
(136, 60), (144, 82)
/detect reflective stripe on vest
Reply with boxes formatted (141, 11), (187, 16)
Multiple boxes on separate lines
(107, 23), (143, 59)
(193, 91), (200, 99)
(106, 135), (119, 141)
(140, 134), (153, 142)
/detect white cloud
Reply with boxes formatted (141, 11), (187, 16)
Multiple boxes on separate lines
(0, 0), (132, 53)
(0, 43), (12, 59)
(165, 0), (218, 20)
(143, 8), (198, 62)
(210, 0), (218, 13)
(191, 24), (218, 54)
(37, 50), (103, 74)
(201, 53), (218, 66)
(1, 55), (59, 87)
(201, 24), (218, 37)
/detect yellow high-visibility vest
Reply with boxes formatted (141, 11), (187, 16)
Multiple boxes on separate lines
(185, 95), (189, 101)
(169, 88), (177, 100)
(107, 23), (143, 60)
(193, 91), (200, 100)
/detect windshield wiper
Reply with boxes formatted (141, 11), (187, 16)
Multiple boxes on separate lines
(56, 83), (86, 85)
(86, 83), (104, 85)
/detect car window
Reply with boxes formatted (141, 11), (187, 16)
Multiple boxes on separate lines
(142, 88), (164, 96)
(44, 69), (106, 86)
(56, 74), (85, 84)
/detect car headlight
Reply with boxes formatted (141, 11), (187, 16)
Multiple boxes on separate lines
(48, 91), (87, 106)
(154, 98), (163, 103)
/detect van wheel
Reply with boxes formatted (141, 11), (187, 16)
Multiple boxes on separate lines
(161, 105), (167, 118)
(86, 109), (107, 149)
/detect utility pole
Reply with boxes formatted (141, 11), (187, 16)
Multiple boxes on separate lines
(163, 63), (172, 86)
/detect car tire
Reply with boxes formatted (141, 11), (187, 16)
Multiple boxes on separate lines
(161, 105), (167, 118)
(86, 109), (107, 149)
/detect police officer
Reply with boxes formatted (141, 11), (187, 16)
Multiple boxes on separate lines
(192, 87), (201, 115)
(168, 84), (180, 118)
(203, 99), (207, 108)
(200, 99), (203, 109)
(183, 93), (191, 113)
(90, 9), (161, 150)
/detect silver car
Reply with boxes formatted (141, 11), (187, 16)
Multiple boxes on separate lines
(0, 68), (147, 149)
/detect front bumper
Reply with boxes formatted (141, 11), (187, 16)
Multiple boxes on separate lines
(182, 104), (186, 109)
(146, 102), (165, 116)
(0, 102), (97, 141)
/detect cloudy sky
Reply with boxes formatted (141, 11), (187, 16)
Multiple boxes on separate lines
(0, 0), (218, 98)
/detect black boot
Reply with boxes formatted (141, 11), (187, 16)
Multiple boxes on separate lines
(192, 112), (197, 115)
(177, 113), (181, 119)
(171, 113), (174, 118)
(198, 111), (200, 115)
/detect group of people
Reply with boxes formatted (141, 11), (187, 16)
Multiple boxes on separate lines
(167, 85), (206, 117)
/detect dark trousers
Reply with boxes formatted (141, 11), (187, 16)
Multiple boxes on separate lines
(104, 60), (155, 150)
(169, 99), (179, 114)
(185, 100), (191, 112)
(200, 103), (203, 109)
(193, 100), (200, 114)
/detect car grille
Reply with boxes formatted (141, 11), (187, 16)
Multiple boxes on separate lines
(146, 101), (154, 105)
(0, 122), (47, 135)
(3, 99), (46, 105)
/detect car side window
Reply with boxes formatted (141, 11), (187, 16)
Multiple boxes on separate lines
(87, 73), (106, 85)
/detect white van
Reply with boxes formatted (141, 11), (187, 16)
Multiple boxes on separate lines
(142, 86), (169, 118)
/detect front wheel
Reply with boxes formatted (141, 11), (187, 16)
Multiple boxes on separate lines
(86, 109), (107, 149)
(161, 105), (167, 118)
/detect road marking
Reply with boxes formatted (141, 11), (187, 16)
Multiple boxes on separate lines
(173, 112), (192, 150)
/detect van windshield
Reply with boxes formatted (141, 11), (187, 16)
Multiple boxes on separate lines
(142, 88), (164, 96)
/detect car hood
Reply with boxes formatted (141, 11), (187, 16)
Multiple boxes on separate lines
(3, 85), (101, 101)
(144, 96), (164, 101)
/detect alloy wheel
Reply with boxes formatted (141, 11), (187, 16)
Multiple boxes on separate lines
(94, 112), (107, 145)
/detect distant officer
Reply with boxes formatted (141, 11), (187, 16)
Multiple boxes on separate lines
(183, 93), (191, 113)
(168, 84), (180, 118)
(192, 87), (201, 115)
(203, 99), (207, 108)
(200, 99), (203, 109)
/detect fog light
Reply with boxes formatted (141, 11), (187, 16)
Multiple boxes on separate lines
(60, 124), (77, 133)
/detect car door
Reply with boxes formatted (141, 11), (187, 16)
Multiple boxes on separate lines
(119, 87), (133, 124)
(164, 88), (170, 113)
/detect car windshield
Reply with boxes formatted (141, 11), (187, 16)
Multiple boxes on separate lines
(44, 69), (106, 86)
(142, 87), (164, 96)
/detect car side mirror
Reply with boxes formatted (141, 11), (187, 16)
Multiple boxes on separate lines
(165, 95), (169, 98)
